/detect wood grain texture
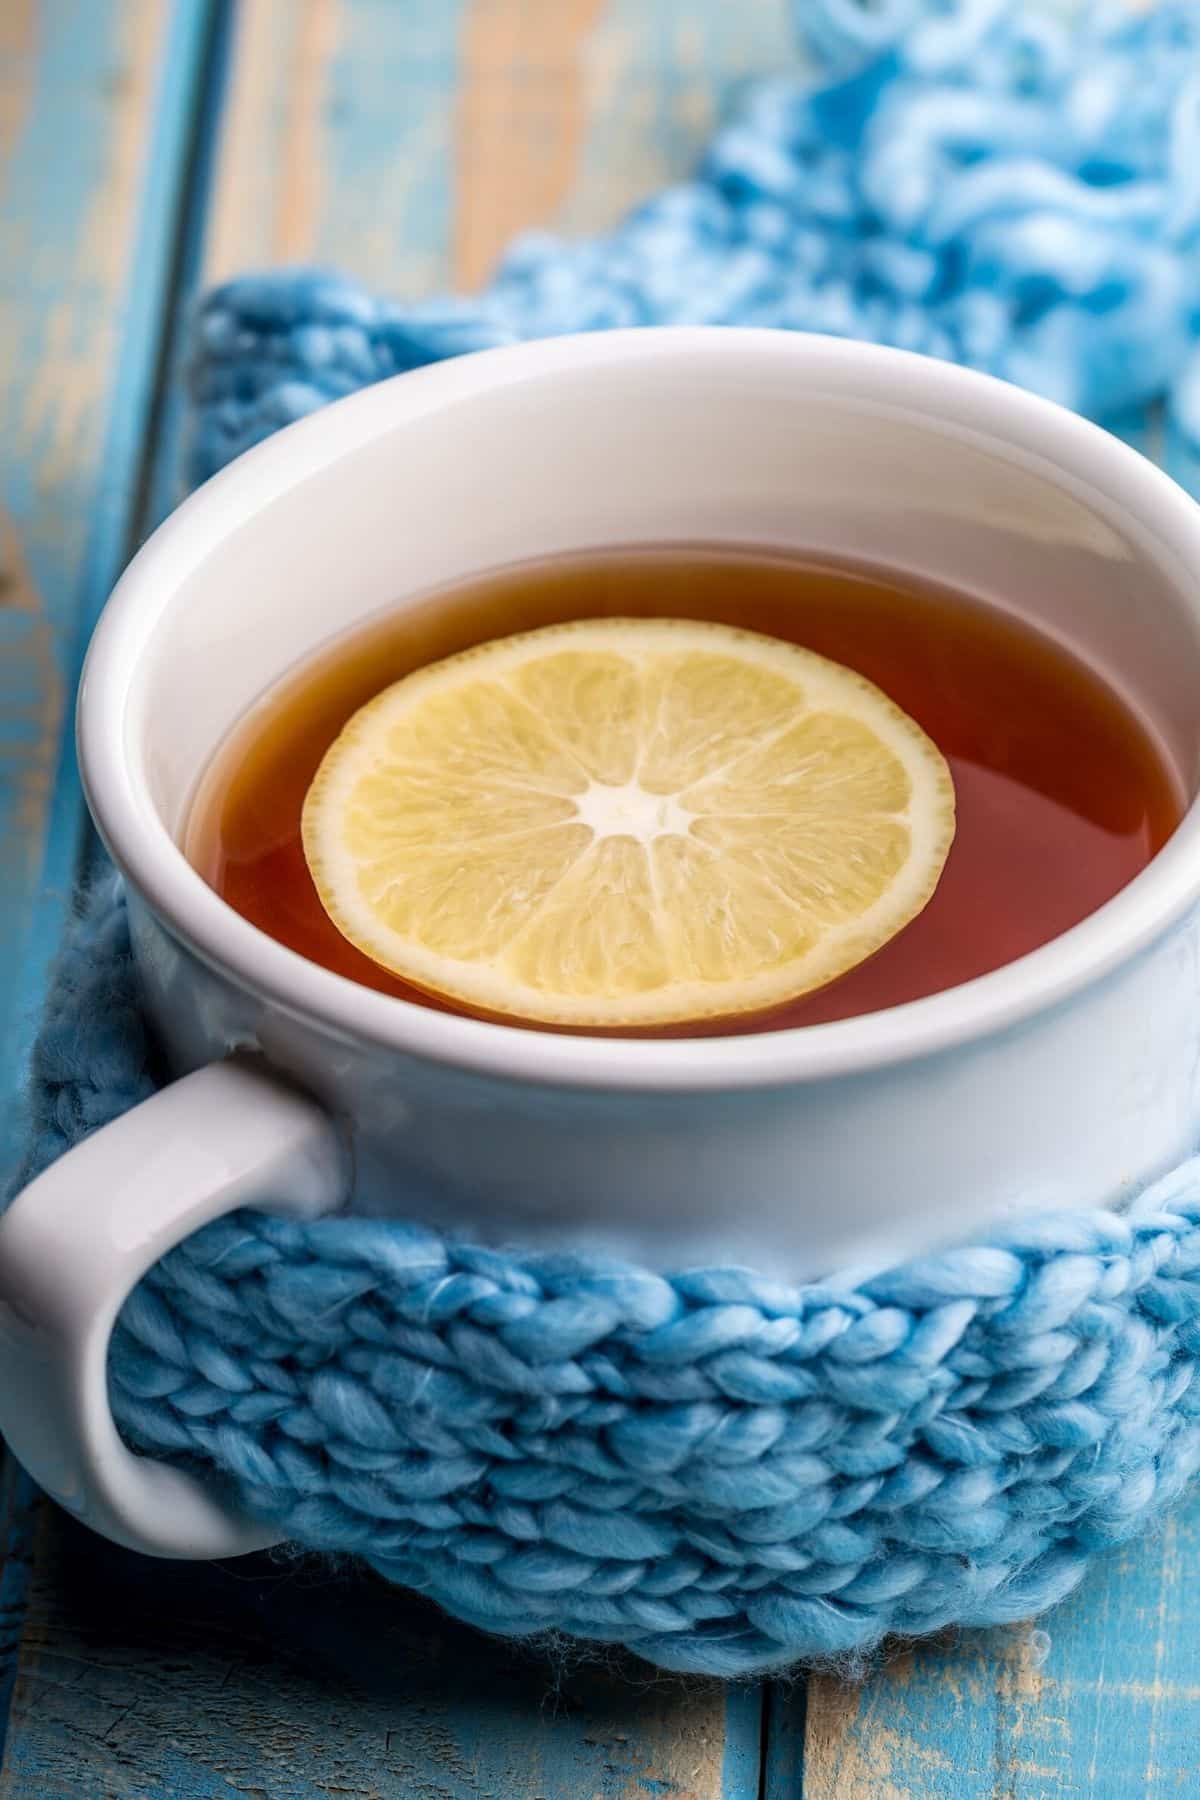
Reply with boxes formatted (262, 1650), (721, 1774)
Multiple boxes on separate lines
(205, 0), (463, 294)
(556, 0), (796, 242)
(453, 0), (794, 286)
(0, 0), (222, 1766)
(454, 0), (608, 288)
(0, 1504), (754, 1800)
(204, 0), (794, 295)
(798, 1486), (1200, 1798)
(0, 0), (169, 1162)
(0, 1465), (37, 1772)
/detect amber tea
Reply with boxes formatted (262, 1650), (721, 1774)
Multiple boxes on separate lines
(185, 549), (1183, 1036)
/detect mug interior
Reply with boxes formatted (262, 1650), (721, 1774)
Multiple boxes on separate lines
(131, 339), (1200, 839)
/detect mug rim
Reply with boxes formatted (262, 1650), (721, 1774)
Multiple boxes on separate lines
(78, 327), (1200, 1093)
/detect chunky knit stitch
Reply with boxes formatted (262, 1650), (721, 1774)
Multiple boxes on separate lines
(15, 0), (1200, 1676)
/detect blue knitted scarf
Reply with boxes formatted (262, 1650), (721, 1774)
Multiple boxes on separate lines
(18, 0), (1200, 1678)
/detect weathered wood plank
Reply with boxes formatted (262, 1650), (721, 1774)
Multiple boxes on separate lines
(205, 0), (463, 294)
(0, 0), (219, 1770)
(0, 1466), (37, 1772)
(762, 1680), (807, 1800)
(205, 0), (795, 295)
(0, 0), (217, 1165)
(0, 0), (219, 1785)
(557, 0), (797, 244)
(0, 0), (223, 1769)
(455, 0), (609, 288)
(0, 0), (158, 1159)
(796, 1486), (1200, 1799)
(0, 1505), (752, 1800)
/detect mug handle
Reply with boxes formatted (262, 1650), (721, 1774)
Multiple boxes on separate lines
(0, 1060), (347, 1558)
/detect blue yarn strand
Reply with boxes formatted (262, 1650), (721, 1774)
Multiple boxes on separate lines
(16, 0), (1200, 1675)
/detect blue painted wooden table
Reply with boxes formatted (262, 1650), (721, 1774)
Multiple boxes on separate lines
(1, 3), (1198, 1794)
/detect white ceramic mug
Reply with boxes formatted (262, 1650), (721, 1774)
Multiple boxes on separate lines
(5, 328), (1200, 1561)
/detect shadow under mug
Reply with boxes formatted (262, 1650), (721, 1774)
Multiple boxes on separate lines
(5, 329), (1200, 1560)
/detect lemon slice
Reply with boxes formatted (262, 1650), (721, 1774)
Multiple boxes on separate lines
(302, 617), (955, 1027)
